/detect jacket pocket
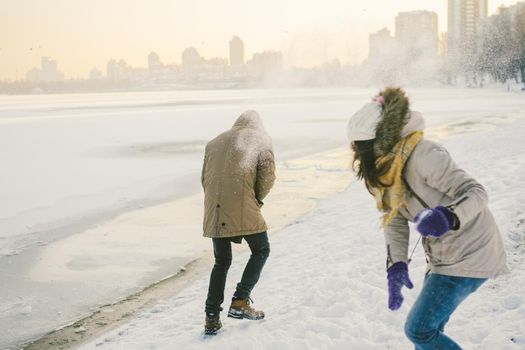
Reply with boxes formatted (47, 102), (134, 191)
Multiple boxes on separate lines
(437, 231), (464, 265)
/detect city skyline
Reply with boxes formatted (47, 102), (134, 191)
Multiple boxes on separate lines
(1, 0), (522, 81)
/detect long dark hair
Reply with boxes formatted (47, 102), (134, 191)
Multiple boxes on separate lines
(352, 140), (394, 193)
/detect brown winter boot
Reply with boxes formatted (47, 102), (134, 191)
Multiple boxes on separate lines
(204, 313), (222, 336)
(227, 298), (265, 320)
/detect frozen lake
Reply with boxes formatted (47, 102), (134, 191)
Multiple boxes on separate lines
(0, 87), (524, 348)
(0, 88), (368, 256)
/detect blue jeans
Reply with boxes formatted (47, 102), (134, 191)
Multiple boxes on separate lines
(404, 273), (487, 350)
(205, 232), (270, 315)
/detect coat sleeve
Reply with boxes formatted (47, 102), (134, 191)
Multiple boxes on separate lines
(384, 212), (410, 269)
(201, 152), (207, 189)
(416, 144), (488, 229)
(255, 150), (276, 204)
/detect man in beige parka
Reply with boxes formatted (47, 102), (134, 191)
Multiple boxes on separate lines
(201, 110), (276, 335)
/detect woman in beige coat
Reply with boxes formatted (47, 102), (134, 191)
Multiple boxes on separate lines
(347, 87), (508, 349)
(201, 110), (276, 335)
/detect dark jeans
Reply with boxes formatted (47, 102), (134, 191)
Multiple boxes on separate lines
(404, 273), (487, 350)
(205, 231), (270, 315)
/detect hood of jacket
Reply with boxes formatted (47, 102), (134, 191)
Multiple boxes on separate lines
(233, 110), (266, 130)
(231, 110), (273, 170)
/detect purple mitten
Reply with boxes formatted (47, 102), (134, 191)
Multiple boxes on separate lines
(415, 206), (455, 237)
(387, 262), (414, 311)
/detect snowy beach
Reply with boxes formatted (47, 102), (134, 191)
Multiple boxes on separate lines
(78, 99), (525, 350)
(1, 88), (524, 349)
(2, 88), (358, 347)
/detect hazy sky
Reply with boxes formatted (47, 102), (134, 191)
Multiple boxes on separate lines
(0, 0), (522, 80)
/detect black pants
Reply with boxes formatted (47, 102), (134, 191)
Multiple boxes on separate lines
(205, 232), (270, 315)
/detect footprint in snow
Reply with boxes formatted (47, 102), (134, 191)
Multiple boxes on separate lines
(501, 295), (521, 310)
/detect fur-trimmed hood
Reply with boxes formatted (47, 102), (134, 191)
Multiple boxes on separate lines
(347, 87), (425, 157)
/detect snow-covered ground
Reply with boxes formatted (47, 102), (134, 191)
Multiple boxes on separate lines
(1, 88), (524, 348)
(79, 104), (525, 350)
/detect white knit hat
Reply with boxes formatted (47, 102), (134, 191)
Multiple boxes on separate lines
(347, 102), (382, 142)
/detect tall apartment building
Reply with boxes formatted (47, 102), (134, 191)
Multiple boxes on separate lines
(448, 0), (488, 54)
(395, 10), (439, 58)
(148, 52), (162, 71)
(229, 36), (245, 66)
(181, 47), (204, 70)
(367, 28), (396, 63)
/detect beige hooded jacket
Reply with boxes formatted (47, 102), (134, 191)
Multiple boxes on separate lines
(201, 110), (276, 238)
(387, 114), (508, 278)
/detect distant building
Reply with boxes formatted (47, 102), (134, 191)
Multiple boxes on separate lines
(107, 59), (132, 81)
(148, 52), (162, 71)
(207, 57), (229, 66)
(182, 47), (204, 70)
(448, 0), (488, 55)
(367, 28), (396, 63)
(229, 36), (245, 66)
(26, 57), (64, 82)
(247, 50), (283, 76)
(439, 32), (448, 56)
(107, 59), (121, 81)
(395, 11), (439, 58)
(89, 67), (103, 80)
(40, 57), (64, 81)
(25, 68), (40, 82)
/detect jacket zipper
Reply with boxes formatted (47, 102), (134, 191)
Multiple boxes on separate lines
(386, 244), (394, 269)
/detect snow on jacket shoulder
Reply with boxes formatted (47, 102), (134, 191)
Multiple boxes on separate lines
(384, 139), (508, 279)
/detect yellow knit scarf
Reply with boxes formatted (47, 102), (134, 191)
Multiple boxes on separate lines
(370, 131), (424, 226)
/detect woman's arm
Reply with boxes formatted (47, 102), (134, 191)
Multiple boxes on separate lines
(384, 212), (410, 269)
(417, 144), (488, 229)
